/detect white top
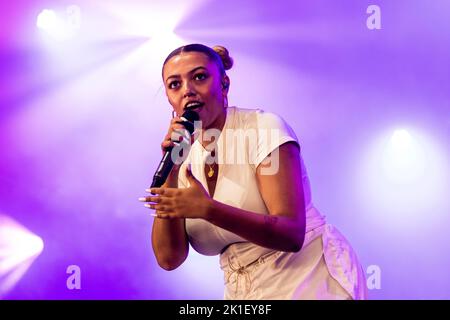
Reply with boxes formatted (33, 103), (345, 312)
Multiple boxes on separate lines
(178, 106), (367, 300)
(179, 106), (326, 256)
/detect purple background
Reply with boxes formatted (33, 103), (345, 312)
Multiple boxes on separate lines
(0, 0), (449, 299)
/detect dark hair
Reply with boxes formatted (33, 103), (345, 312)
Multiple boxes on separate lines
(162, 43), (233, 77)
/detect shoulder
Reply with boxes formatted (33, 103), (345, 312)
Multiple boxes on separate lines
(229, 106), (294, 132)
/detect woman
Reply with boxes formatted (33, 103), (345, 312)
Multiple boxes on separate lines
(140, 43), (367, 299)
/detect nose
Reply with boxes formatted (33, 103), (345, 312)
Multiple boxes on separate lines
(183, 81), (196, 98)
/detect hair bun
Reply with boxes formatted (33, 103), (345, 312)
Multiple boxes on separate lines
(213, 45), (233, 71)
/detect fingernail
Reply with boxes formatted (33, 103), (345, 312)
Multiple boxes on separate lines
(150, 213), (157, 217)
(144, 204), (151, 208)
(138, 197), (146, 202)
(145, 188), (151, 193)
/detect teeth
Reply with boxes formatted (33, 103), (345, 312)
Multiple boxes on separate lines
(186, 102), (203, 109)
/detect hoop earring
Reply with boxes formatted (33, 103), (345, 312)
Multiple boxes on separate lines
(172, 110), (176, 118)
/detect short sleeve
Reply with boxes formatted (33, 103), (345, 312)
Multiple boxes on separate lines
(247, 109), (300, 169)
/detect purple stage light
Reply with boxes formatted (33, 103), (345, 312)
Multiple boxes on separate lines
(0, 215), (44, 298)
(356, 126), (449, 229)
(36, 6), (81, 41)
(383, 129), (425, 184)
(390, 129), (413, 150)
(36, 9), (58, 31)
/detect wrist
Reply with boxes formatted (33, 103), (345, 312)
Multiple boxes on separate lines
(203, 198), (216, 221)
(164, 167), (180, 187)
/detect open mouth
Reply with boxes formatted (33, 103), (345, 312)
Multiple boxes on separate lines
(184, 101), (205, 111)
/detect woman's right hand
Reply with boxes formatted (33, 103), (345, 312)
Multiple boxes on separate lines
(160, 116), (192, 186)
(161, 116), (188, 154)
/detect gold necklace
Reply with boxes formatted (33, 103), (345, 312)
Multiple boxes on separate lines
(207, 163), (215, 178)
(206, 150), (216, 178)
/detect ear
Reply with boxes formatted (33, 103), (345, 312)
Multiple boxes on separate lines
(221, 75), (230, 94)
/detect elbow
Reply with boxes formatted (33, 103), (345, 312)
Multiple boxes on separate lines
(156, 256), (185, 271)
(152, 240), (189, 271)
(286, 225), (305, 253)
(287, 237), (304, 253)
(158, 261), (181, 271)
(154, 250), (188, 271)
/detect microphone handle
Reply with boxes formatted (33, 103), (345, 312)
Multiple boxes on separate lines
(150, 147), (174, 188)
(150, 110), (198, 189)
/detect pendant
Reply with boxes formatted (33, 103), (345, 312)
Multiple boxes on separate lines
(207, 166), (214, 178)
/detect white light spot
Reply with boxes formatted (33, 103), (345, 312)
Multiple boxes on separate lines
(36, 9), (58, 30)
(390, 129), (412, 149)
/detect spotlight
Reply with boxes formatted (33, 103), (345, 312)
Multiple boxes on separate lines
(382, 128), (425, 184)
(390, 129), (412, 150)
(0, 214), (44, 297)
(357, 126), (448, 228)
(36, 6), (81, 41)
(36, 9), (59, 30)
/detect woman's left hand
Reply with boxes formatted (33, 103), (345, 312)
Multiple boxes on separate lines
(140, 166), (213, 219)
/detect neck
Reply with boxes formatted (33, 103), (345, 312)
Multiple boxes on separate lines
(200, 107), (227, 150)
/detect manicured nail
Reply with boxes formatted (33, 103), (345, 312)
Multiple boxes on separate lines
(144, 204), (151, 208)
(138, 197), (146, 202)
(150, 213), (157, 217)
(145, 188), (151, 193)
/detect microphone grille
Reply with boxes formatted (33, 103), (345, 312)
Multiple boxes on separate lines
(180, 110), (199, 134)
(181, 110), (200, 122)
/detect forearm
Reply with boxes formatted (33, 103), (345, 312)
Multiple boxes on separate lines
(206, 200), (305, 252)
(151, 166), (189, 270)
(152, 218), (189, 270)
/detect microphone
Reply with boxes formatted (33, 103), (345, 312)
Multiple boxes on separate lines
(150, 110), (199, 188)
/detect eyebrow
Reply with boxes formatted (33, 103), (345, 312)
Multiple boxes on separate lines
(165, 66), (207, 82)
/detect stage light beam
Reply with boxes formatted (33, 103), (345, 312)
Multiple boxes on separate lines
(356, 127), (449, 229)
(390, 129), (412, 149)
(36, 8), (76, 41)
(36, 9), (58, 31)
(0, 215), (44, 298)
(381, 128), (425, 185)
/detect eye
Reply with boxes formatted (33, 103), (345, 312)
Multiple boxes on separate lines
(194, 73), (207, 81)
(168, 80), (180, 89)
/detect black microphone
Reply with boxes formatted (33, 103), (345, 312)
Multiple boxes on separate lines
(150, 110), (199, 188)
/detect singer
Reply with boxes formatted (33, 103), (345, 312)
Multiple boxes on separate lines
(140, 43), (367, 299)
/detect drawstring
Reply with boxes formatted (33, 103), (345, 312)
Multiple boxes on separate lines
(227, 256), (253, 297)
(225, 252), (276, 298)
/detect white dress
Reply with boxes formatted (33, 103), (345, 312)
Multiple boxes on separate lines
(178, 106), (367, 300)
